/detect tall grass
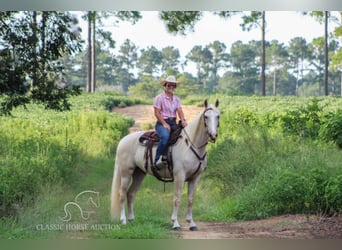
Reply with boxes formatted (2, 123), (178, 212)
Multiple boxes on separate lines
(202, 96), (342, 221)
(1, 93), (342, 239)
(0, 92), (177, 239)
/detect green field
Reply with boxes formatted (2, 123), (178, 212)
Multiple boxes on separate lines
(0, 93), (341, 239)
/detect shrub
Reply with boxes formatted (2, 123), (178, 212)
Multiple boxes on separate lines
(279, 97), (322, 139)
(0, 109), (134, 216)
(228, 167), (342, 220)
(101, 96), (144, 111)
(233, 107), (259, 127)
(320, 109), (342, 148)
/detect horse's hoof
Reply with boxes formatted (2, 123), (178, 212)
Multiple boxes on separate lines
(173, 226), (182, 231)
(189, 226), (198, 231)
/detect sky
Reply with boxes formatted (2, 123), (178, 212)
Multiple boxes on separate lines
(79, 11), (341, 74)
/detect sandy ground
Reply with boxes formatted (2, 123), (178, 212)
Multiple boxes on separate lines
(113, 104), (342, 239)
(175, 215), (342, 239)
(113, 104), (204, 133)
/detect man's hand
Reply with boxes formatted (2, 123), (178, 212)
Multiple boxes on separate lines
(181, 119), (187, 128)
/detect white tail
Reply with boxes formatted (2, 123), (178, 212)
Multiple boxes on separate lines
(110, 160), (121, 221)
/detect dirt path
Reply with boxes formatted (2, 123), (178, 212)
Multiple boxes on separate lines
(113, 104), (203, 133)
(112, 105), (342, 239)
(175, 215), (342, 239)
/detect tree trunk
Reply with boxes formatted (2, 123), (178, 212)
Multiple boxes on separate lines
(41, 12), (47, 84)
(296, 62), (299, 96)
(273, 68), (277, 96)
(31, 11), (38, 89)
(261, 11), (266, 96)
(91, 14), (96, 92)
(324, 11), (329, 96)
(86, 12), (92, 93)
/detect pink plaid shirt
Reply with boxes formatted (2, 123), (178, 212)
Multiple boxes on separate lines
(153, 92), (181, 119)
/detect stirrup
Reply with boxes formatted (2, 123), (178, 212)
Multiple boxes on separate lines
(154, 156), (167, 170)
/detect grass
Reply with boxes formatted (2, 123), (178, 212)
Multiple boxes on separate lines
(203, 122), (342, 221)
(1, 93), (342, 239)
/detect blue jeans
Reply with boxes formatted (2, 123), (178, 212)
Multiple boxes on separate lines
(155, 119), (176, 164)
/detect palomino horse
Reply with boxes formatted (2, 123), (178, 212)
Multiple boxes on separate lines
(110, 99), (220, 230)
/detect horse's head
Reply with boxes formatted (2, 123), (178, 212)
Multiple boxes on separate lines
(203, 99), (220, 142)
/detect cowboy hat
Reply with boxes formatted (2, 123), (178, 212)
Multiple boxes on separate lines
(160, 75), (180, 86)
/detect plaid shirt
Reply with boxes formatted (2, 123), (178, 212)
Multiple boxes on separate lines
(153, 92), (181, 120)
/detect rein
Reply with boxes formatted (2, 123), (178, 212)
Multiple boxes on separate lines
(183, 130), (207, 182)
(182, 108), (216, 181)
(146, 106), (218, 182)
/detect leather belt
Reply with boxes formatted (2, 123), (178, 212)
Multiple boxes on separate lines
(165, 118), (176, 122)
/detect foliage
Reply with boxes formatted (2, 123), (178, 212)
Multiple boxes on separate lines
(102, 96), (144, 111)
(0, 94), (134, 217)
(320, 109), (342, 148)
(1, 94), (342, 239)
(203, 95), (342, 221)
(227, 168), (342, 221)
(0, 11), (84, 115)
(278, 97), (322, 138)
(128, 75), (161, 99)
(159, 11), (203, 35)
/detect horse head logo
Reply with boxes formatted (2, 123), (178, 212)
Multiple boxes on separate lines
(60, 190), (100, 222)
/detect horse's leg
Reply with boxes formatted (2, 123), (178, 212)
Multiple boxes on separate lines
(119, 173), (132, 225)
(186, 174), (201, 231)
(127, 168), (146, 221)
(171, 176), (185, 230)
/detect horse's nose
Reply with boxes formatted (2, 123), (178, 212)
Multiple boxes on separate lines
(210, 131), (217, 140)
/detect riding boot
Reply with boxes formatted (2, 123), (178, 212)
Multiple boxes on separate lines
(154, 155), (167, 170)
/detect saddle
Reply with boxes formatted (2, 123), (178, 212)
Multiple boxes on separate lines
(138, 122), (183, 182)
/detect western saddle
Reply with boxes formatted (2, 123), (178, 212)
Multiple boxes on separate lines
(138, 122), (183, 182)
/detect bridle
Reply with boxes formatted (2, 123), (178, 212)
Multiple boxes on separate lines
(182, 107), (220, 181)
(183, 107), (219, 148)
(202, 107), (220, 142)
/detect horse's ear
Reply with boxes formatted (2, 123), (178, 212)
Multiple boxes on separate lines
(204, 99), (208, 108)
(215, 99), (219, 108)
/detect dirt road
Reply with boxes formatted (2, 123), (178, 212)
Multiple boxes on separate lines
(113, 104), (204, 133)
(175, 215), (342, 239)
(113, 105), (342, 239)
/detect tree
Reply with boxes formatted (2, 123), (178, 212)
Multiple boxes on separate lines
(309, 37), (341, 96)
(137, 46), (162, 77)
(117, 39), (139, 91)
(86, 11), (96, 93)
(240, 11), (267, 96)
(128, 75), (160, 99)
(288, 37), (311, 96)
(158, 11), (202, 35)
(186, 45), (213, 90)
(82, 11), (142, 93)
(161, 46), (181, 73)
(330, 12), (342, 70)
(95, 41), (119, 88)
(207, 40), (229, 90)
(219, 41), (258, 95)
(266, 40), (289, 95)
(331, 12), (342, 95)
(303, 11), (339, 95)
(0, 11), (83, 115)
